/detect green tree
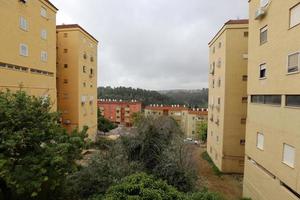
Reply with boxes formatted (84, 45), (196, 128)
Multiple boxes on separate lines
(97, 109), (117, 133)
(102, 173), (185, 200)
(198, 121), (208, 142)
(0, 90), (86, 200)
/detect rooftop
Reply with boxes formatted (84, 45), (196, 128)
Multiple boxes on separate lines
(56, 24), (98, 43)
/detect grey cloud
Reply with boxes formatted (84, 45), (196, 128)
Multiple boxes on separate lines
(51, 0), (248, 90)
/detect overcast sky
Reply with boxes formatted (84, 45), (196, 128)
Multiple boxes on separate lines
(51, 0), (248, 90)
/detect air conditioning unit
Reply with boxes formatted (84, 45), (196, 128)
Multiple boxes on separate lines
(255, 7), (266, 20)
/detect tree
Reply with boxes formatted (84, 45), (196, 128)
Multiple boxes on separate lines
(0, 90), (86, 200)
(102, 173), (185, 200)
(198, 121), (208, 142)
(97, 109), (117, 133)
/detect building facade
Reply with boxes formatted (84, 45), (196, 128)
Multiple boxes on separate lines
(207, 20), (248, 173)
(243, 0), (300, 199)
(98, 100), (142, 126)
(0, 0), (58, 109)
(144, 105), (208, 137)
(56, 24), (98, 140)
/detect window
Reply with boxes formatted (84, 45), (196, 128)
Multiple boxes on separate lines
(287, 52), (299, 73)
(283, 144), (295, 168)
(217, 58), (221, 68)
(241, 118), (246, 124)
(217, 97), (221, 105)
(259, 63), (266, 78)
(64, 49), (68, 53)
(242, 97), (248, 103)
(242, 75), (248, 81)
(90, 56), (94, 62)
(244, 32), (249, 37)
(90, 68), (94, 75)
(290, 3), (300, 28)
(41, 29), (47, 40)
(217, 78), (221, 87)
(40, 7), (47, 18)
(19, 43), (28, 57)
(260, 26), (268, 45)
(41, 51), (47, 62)
(19, 16), (28, 31)
(286, 95), (300, 107)
(257, 133), (264, 150)
(83, 53), (87, 59)
(216, 136), (219, 142)
(218, 42), (222, 48)
(83, 66), (86, 73)
(240, 139), (246, 145)
(64, 33), (68, 38)
(64, 79), (68, 84)
(64, 64), (68, 68)
(212, 79), (215, 88)
(251, 95), (281, 105)
(83, 82), (86, 87)
(212, 46), (215, 53)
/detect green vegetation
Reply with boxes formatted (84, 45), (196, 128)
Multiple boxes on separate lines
(198, 121), (208, 142)
(0, 90), (87, 200)
(97, 108), (117, 132)
(98, 86), (208, 107)
(201, 152), (223, 177)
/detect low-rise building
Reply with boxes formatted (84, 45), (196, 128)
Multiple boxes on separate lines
(98, 100), (142, 126)
(56, 24), (98, 140)
(144, 105), (208, 136)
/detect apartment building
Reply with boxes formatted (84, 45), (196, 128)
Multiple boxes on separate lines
(207, 20), (248, 173)
(185, 109), (208, 139)
(243, 0), (300, 199)
(98, 99), (142, 126)
(0, 0), (58, 108)
(145, 105), (208, 136)
(56, 24), (98, 140)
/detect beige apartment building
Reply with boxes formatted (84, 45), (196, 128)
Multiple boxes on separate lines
(0, 0), (58, 108)
(207, 20), (248, 173)
(144, 105), (208, 137)
(56, 24), (98, 140)
(243, 0), (300, 199)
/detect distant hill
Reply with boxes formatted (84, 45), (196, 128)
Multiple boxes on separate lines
(97, 86), (208, 108)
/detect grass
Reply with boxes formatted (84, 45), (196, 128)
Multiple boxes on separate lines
(201, 151), (223, 177)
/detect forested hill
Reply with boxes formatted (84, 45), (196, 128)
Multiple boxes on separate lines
(98, 86), (208, 108)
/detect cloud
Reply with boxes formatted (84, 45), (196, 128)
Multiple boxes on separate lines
(51, 0), (248, 90)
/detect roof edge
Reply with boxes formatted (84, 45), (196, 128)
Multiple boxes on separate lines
(56, 24), (98, 43)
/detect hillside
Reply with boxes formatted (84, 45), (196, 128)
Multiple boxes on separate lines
(98, 86), (208, 107)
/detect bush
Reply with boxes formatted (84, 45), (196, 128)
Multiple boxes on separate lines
(186, 188), (224, 200)
(102, 173), (186, 200)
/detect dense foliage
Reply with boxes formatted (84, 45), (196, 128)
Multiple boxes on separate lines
(97, 109), (117, 133)
(102, 173), (185, 200)
(0, 90), (86, 200)
(97, 86), (208, 107)
(198, 121), (208, 142)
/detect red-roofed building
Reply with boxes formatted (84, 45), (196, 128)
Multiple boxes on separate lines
(98, 100), (142, 126)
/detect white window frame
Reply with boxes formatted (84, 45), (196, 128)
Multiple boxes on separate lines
(40, 51), (48, 62)
(41, 29), (47, 40)
(19, 43), (28, 57)
(40, 7), (47, 18)
(259, 63), (267, 79)
(290, 3), (300, 28)
(287, 52), (299, 74)
(282, 144), (295, 168)
(19, 16), (28, 31)
(256, 132), (264, 150)
(260, 26), (268, 45)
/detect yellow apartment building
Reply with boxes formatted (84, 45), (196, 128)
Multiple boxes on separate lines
(0, 0), (58, 108)
(185, 109), (208, 139)
(207, 20), (248, 173)
(56, 24), (98, 140)
(243, 0), (300, 199)
(144, 105), (208, 137)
